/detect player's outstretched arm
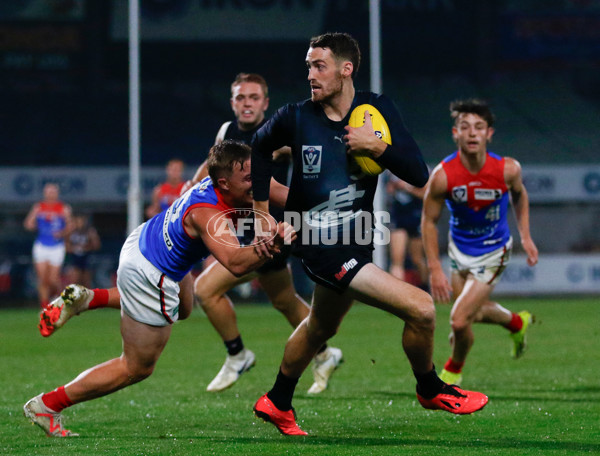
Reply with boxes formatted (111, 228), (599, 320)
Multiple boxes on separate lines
(505, 158), (538, 267)
(188, 206), (293, 277)
(421, 165), (453, 303)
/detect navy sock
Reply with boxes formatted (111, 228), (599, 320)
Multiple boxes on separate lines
(414, 366), (446, 399)
(316, 343), (328, 355)
(224, 335), (244, 356)
(266, 369), (299, 411)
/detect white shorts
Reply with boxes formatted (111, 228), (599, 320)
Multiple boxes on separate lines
(448, 237), (512, 286)
(32, 241), (65, 267)
(117, 224), (181, 327)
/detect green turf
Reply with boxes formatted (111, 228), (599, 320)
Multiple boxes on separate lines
(1, 297), (599, 455)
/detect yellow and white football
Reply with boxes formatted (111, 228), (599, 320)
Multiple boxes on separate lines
(347, 104), (390, 176)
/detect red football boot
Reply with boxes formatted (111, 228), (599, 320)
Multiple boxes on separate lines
(417, 384), (488, 415)
(253, 394), (307, 436)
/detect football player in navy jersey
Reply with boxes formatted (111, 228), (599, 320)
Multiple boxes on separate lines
(422, 99), (538, 386)
(250, 32), (489, 436)
(24, 141), (294, 438)
(187, 73), (343, 394)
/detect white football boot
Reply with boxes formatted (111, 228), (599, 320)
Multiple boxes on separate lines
(23, 394), (78, 437)
(206, 348), (256, 392)
(308, 347), (343, 394)
(39, 284), (94, 337)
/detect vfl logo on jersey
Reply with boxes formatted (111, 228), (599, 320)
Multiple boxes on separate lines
(452, 185), (467, 203)
(334, 258), (358, 281)
(302, 145), (322, 174)
(475, 188), (503, 201)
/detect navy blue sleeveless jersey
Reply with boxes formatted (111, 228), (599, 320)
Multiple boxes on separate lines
(251, 91), (428, 255)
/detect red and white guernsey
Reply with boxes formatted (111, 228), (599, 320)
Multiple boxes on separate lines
(139, 177), (232, 281)
(442, 151), (510, 256)
(36, 202), (67, 247)
(156, 181), (186, 211)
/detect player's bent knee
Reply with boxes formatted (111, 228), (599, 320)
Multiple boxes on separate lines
(195, 290), (219, 310)
(409, 293), (435, 326)
(306, 321), (338, 343)
(193, 275), (219, 305)
(126, 364), (155, 384)
(415, 306), (436, 332)
(450, 318), (471, 334)
(270, 293), (295, 313)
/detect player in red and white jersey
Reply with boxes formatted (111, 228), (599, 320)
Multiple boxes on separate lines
(422, 99), (539, 386)
(24, 183), (72, 307)
(145, 158), (186, 218)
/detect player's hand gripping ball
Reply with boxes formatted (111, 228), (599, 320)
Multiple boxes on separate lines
(348, 104), (390, 176)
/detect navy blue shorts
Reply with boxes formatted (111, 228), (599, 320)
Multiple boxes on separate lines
(300, 247), (372, 293)
(389, 202), (422, 237)
(68, 254), (89, 270)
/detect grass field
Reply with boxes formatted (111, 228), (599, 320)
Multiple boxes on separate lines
(2, 297), (599, 455)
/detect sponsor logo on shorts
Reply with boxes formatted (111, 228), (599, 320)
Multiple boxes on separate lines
(334, 258), (358, 281)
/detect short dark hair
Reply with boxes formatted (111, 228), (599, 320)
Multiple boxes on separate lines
(450, 98), (495, 127)
(231, 73), (269, 98)
(207, 140), (251, 185)
(309, 32), (361, 78)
